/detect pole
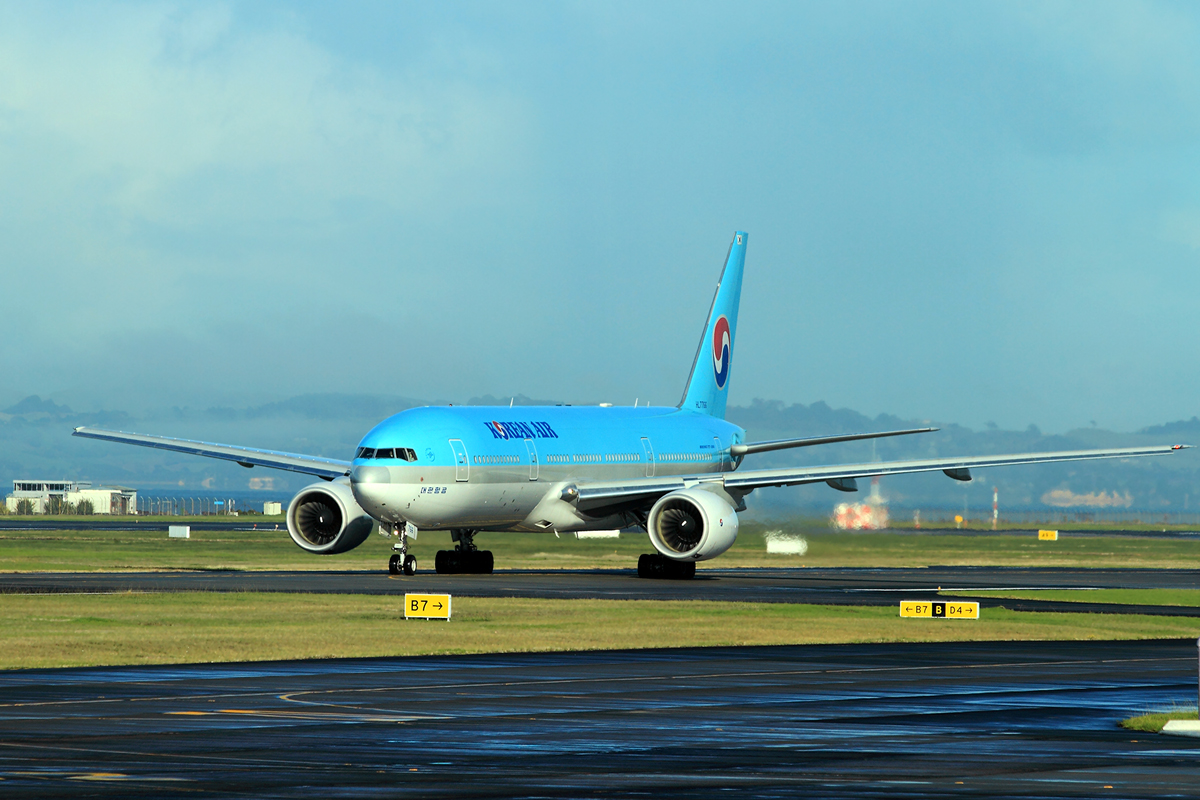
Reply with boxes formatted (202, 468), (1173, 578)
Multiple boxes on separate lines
(992, 486), (998, 531)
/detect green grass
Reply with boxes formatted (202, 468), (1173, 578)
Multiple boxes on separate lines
(3, 521), (1200, 572)
(1120, 709), (1199, 732)
(1, 591), (1198, 669)
(941, 589), (1200, 607)
(743, 526), (1200, 570)
(890, 520), (1200, 532)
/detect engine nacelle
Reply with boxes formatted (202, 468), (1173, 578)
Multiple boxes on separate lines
(286, 479), (375, 555)
(647, 488), (739, 561)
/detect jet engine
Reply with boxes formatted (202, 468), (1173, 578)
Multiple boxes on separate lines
(646, 488), (739, 561)
(286, 479), (375, 555)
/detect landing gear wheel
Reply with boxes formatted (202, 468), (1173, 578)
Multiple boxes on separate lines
(403, 554), (418, 576)
(389, 553), (402, 575)
(637, 553), (696, 580)
(434, 549), (494, 574)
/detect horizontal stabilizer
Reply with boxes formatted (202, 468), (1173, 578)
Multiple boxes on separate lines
(731, 427), (937, 457)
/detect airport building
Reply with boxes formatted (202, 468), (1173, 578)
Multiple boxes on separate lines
(6, 480), (138, 515)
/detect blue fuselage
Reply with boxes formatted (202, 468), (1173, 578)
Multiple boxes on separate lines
(348, 405), (745, 532)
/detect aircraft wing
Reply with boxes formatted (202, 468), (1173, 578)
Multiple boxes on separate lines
(573, 444), (1189, 512)
(72, 427), (351, 480)
(730, 426), (936, 456)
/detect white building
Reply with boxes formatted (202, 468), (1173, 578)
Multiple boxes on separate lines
(6, 480), (138, 515)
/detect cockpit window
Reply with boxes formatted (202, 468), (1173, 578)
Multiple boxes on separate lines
(356, 447), (417, 461)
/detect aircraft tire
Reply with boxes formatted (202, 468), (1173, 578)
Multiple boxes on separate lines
(637, 554), (696, 580)
(389, 554), (402, 575)
(672, 561), (697, 580)
(434, 550), (492, 575)
(403, 555), (418, 576)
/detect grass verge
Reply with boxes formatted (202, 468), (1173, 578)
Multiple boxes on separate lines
(940, 589), (1200, 607)
(2, 592), (1199, 669)
(1120, 710), (1199, 732)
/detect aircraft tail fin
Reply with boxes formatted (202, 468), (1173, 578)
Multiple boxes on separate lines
(678, 231), (747, 419)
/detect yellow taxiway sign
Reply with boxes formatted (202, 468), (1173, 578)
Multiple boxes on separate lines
(900, 600), (979, 619)
(405, 593), (452, 620)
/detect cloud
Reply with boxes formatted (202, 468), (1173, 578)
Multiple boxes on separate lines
(0, 4), (528, 223)
(4, 3), (1200, 433)
(0, 2), (532, 358)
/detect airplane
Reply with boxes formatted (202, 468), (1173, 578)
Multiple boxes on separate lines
(73, 231), (1189, 579)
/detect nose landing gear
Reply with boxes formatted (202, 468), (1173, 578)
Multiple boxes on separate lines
(386, 522), (418, 576)
(389, 552), (417, 576)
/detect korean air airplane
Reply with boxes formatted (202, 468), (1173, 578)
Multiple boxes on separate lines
(74, 232), (1189, 578)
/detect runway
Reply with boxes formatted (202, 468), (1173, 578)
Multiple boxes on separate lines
(0, 639), (1196, 798)
(3, 566), (1199, 616)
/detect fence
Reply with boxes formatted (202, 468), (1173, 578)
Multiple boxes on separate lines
(902, 507), (1200, 527)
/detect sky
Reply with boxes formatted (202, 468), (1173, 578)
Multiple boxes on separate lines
(1, 1), (1199, 434)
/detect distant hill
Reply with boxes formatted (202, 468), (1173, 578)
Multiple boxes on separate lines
(725, 399), (1197, 515)
(1139, 416), (1200, 437)
(3, 395), (71, 416)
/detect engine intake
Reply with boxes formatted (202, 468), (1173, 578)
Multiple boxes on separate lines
(286, 479), (375, 555)
(647, 488), (739, 561)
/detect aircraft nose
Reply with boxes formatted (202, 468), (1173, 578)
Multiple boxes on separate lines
(351, 465), (391, 485)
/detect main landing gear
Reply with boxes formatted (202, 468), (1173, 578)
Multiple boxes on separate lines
(637, 553), (696, 580)
(435, 529), (494, 575)
(387, 522), (417, 576)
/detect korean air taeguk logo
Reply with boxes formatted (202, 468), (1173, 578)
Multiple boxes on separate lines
(712, 314), (731, 390)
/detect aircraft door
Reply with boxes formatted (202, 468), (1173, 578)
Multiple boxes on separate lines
(524, 438), (539, 481)
(449, 439), (469, 482)
(714, 437), (723, 470)
(640, 437), (655, 478)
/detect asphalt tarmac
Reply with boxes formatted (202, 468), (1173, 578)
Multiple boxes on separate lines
(0, 639), (1197, 798)
(3, 566), (1199, 617)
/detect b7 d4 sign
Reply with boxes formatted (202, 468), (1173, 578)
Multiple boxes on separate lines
(405, 594), (452, 620)
(899, 600), (979, 619)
